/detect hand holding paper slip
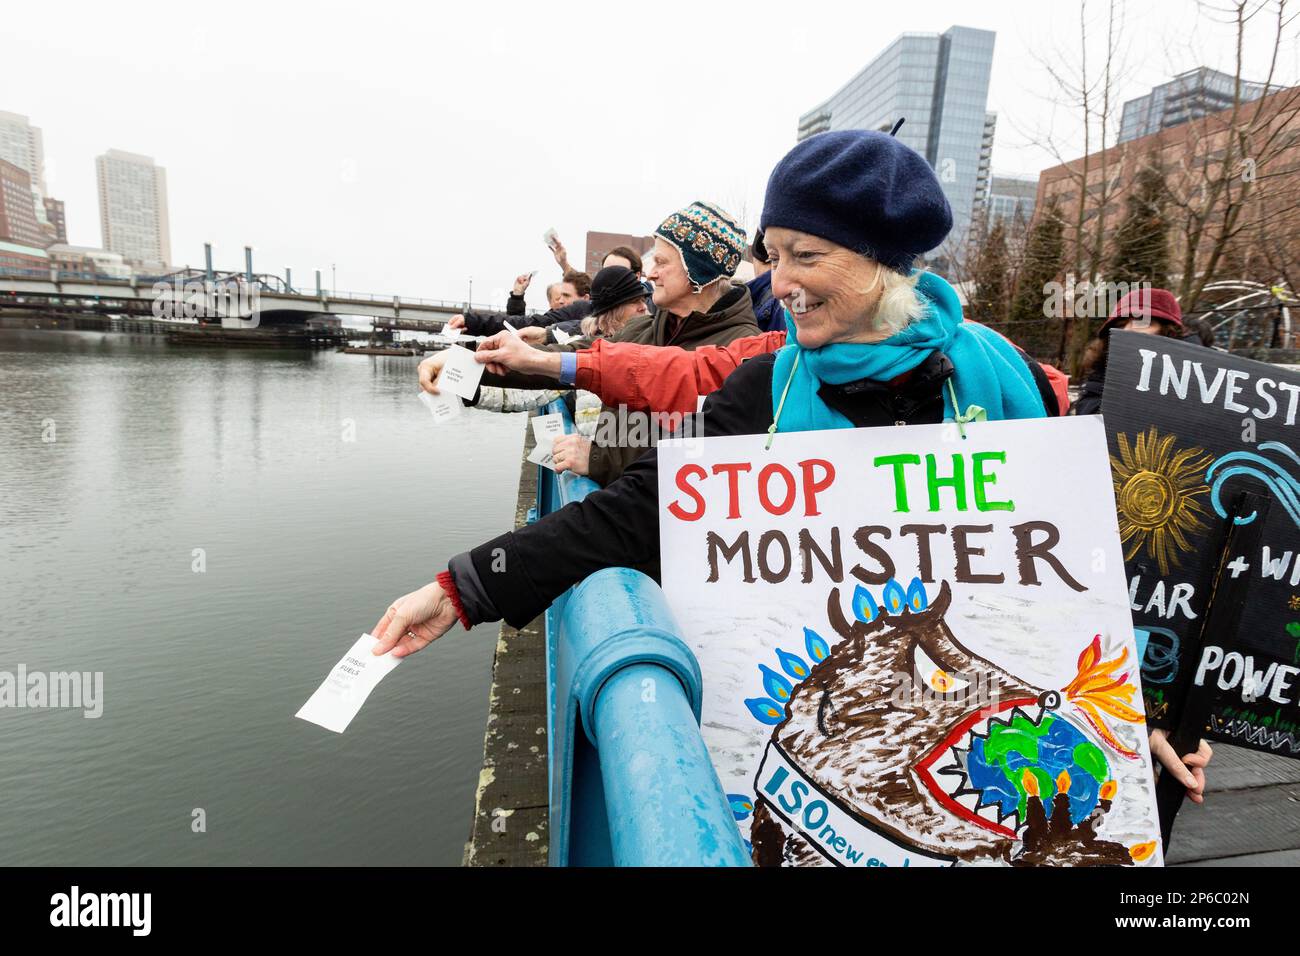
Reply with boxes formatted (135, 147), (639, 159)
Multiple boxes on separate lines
(552, 327), (577, 346)
(527, 412), (565, 471)
(437, 344), (486, 400)
(296, 634), (402, 733)
(531, 412), (564, 445)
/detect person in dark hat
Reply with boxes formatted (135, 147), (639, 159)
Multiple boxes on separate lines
(1071, 287), (1185, 416)
(579, 265), (649, 338)
(419, 265), (649, 421)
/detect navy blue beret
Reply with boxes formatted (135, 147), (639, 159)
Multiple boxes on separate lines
(759, 130), (953, 273)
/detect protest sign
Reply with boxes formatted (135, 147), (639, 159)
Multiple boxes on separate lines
(1101, 331), (1300, 758)
(658, 416), (1163, 867)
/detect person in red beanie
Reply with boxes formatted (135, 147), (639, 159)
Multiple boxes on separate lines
(1071, 287), (1184, 415)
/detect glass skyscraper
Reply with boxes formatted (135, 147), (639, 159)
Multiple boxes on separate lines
(1119, 68), (1273, 143)
(796, 26), (996, 264)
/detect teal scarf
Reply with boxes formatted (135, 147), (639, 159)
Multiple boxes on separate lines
(768, 271), (1045, 440)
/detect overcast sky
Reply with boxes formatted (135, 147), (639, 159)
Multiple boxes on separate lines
(7, 0), (1297, 310)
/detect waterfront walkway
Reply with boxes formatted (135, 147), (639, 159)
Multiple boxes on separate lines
(1165, 743), (1300, 866)
(463, 429), (549, 866)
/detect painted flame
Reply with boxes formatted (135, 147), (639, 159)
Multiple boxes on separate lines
(1021, 769), (1040, 798)
(1130, 840), (1158, 863)
(1062, 635), (1144, 759)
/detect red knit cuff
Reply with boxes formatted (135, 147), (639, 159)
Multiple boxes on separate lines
(437, 570), (473, 631)
(574, 349), (597, 392)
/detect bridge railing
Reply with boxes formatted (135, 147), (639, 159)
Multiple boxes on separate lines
(535, 399), (749, 867)
(0, 267), (499, 313)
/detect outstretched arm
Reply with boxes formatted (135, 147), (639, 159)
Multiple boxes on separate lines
(473, 330), (788, 415)
(371, 354), (777, 654)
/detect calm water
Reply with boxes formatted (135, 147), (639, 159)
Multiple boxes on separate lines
(0, 329), (527, 865)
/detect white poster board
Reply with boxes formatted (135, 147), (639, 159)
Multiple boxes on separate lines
(658, 416), (1163, 867)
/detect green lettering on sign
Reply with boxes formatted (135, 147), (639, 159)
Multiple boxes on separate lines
(873, 454), (921, 513)
(926, 454), (967, 512)
(972, 451), (1015, 512)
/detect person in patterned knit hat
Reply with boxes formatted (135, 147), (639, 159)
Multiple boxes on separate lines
(653, 200), (748, 292)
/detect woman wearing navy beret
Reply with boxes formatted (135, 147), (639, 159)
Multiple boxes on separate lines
(369, 130), (1211, 810)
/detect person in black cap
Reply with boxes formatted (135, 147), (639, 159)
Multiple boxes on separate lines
(419, 265), (648, 420)
(579, 265), (650, 338)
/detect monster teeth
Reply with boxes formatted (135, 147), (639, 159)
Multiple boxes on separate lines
(955, 792), (981, 812)
(976, 804), (1002, 824)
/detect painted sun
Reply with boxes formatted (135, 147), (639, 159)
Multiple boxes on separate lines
(1110, 426), (1214, 576)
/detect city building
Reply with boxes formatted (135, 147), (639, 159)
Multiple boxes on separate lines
(0, 239), (50, 274)
(42, 197), (66, 244)
(46, 243), (133, 279)
(1037, 84), (1300, 286)
(96, 149), (171, 267)
(979, 174), (1038, 231)
(0, 159), (46, 247)
(796, 25), (997, 258)
(0, 110), (56, 238)
(0, 111), (45, 190)
(1119, 68), (1274, 143)
(584, 230), (654, 275)
(973, 112), (996, 221)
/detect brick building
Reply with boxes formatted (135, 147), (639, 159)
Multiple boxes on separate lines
(0, 159), (46, 247)
(584, 230), (654, 275)
(1035, 83), (1300, 296)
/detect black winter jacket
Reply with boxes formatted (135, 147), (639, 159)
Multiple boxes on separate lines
(449, 346), (1056, 629)
(1071, 368), (1105, 416)
(461, 299), (593, 337)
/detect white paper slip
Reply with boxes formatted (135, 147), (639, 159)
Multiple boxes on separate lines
(531, 413), (565, 447)
(436, 331), (482, 345)
(296, 634), (402, 734)
(552, 327), (577, 346)
(419, 389), (462, 424)
(438, 345), (486, 400)
(527, 441), (557, 471)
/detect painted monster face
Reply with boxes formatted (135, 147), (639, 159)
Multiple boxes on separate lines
(745, 578), (1144, 868)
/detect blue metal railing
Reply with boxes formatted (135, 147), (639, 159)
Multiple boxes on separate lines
(535, 400), (749, 867)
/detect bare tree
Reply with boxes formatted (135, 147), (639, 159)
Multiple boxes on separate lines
(1165, 0), (1300, 310)
(1022, 0), (1131, 370)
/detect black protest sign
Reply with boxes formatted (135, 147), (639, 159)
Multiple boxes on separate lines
(1101, 331), (1300, 758)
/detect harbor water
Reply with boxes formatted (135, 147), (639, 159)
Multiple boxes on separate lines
(0, 329), (524, 865)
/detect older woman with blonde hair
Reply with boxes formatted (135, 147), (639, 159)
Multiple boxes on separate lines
(369, 129), (1212, 806)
